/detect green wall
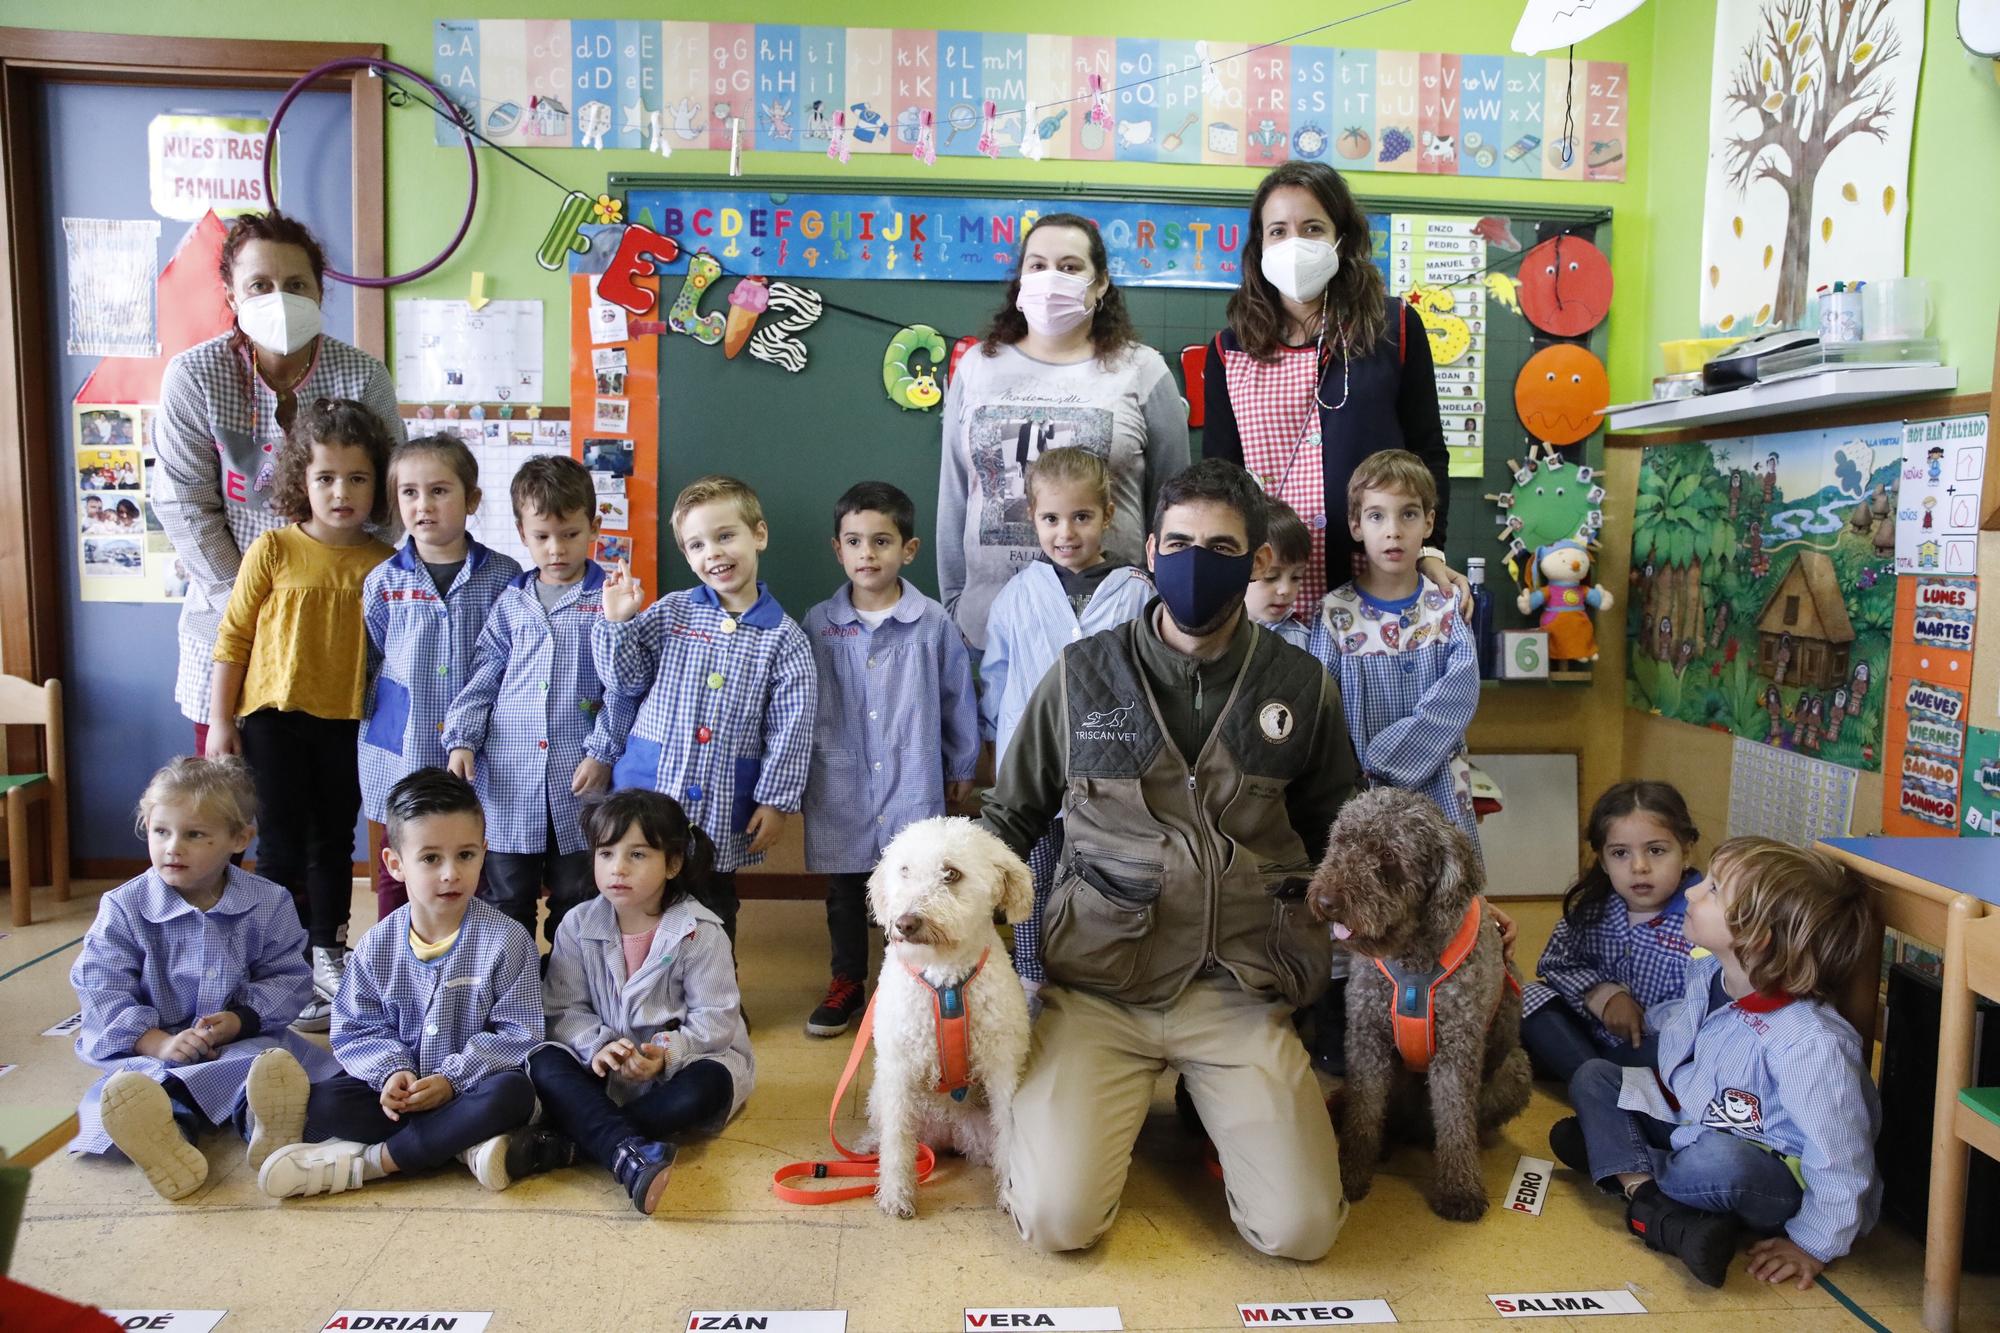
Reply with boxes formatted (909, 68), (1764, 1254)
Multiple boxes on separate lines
(1642, 0), (2000, 391)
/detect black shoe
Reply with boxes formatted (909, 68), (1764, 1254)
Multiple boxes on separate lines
(504, 1125), (578, 1182)
(1625, 1181), (1740, 1288)
(611, 1135), (677, 1215)
(1548, 1117), (1588, 1173)
(806, 976), (866, 1037)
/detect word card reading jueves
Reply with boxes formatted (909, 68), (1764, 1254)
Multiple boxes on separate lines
(686, 1314), (847, 1332)
(1507, 1155), (1554, 1215)
(105, 1313), (228, 1333)
(965, 1308), (1123, 1331)
(1488, 1290), (1647, 1318)
(1237, 1301), (1397, 1325)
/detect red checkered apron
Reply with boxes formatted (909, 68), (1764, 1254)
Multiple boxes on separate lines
(1219, 341), (1334, 615)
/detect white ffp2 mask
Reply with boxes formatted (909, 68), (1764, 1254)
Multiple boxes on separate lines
(235, 291), (323, 356)
(1260, 236), (1342, 304)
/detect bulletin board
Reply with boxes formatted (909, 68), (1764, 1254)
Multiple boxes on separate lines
(599, 174), (1613, 624)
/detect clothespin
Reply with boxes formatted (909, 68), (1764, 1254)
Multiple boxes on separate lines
(1020, 100), (1046, 161)
(1087, 74), (1112, 129)
(526, 406), (542, 420)
(728, 117), (743, 177)
(914, 108), (937, 166)
(978, 100), (1000, 159)
(467, 404), (485, 422)
(827, 110), (851, 163)
(415, 404), (435, 421)
(648, 109), (673, 159)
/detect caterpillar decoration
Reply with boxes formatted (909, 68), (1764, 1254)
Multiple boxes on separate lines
(883, 324), (948, 411)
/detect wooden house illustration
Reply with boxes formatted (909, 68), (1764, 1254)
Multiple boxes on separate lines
(1755, 551), (1854, 689)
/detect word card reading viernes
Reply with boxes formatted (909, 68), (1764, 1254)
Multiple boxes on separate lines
(966, 1308), (1122, 1331)
(687, 1314), (846, 1332)
(320, 1315), (491, 1331)
(1238, 1301), (1397, 1325)
(1488, 1290), (1647, 1318)
(105, 1314), (228, 1333)
(1507, 1155), (1555, 1216)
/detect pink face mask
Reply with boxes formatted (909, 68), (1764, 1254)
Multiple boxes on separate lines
(1015, 269), (1095, 337)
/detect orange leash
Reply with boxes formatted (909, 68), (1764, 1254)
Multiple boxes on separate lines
(771, 991), (938, 1204)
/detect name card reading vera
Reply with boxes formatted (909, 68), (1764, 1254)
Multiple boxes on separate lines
(966, 1309), (1123, 1331)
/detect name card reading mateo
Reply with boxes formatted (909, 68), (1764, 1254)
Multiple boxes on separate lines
(1237, 1301), (1398, 1325)
(686, 1314), (847, 1332)
(965, 1309), (1122, 1331)
(1487, 1290), (1648, 1318)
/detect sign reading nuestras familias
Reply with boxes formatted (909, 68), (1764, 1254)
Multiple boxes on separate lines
(147, 115), (274, 221)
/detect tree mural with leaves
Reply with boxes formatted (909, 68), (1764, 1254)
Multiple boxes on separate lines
(1632, 444), (1736, 663)
(1720, 0), (1905, 327)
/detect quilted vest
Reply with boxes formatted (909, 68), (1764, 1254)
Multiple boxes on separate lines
(1045, 621), (1333, 1007)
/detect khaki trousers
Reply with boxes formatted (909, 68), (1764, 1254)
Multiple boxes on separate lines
(1007, 976), (1347, 1259)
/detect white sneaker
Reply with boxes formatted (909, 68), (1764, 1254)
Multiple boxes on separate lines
(258, 1138), (370, 1199)
(243, 1048), (310, 1170)
(100, 1071), (208, 1201)
(460, 1134), (512, 1191)
(311, 945), (348, 1003)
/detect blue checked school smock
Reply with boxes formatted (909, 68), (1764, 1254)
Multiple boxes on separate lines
(1627, 954), (1882, 1264)
(1522, 871), (1698, 1043)
(1307, 578), (1480, 847)
(1263, 616), (1312, 650)
(800, 581), (980, 874)
(332, 898), (544, 1092)
(68, 866), (339, 1155)
(439, 561), (634, 856)
(593, 582), (817, 874)
(359, 537), (522, 823)
(980, 562), (1152, 763)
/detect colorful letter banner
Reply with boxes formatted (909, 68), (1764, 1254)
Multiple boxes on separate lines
(431, 20), (1628, 182)
(619, 187), (1274, 288)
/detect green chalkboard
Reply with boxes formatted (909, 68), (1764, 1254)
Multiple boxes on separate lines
(626, 177), (1610, 635)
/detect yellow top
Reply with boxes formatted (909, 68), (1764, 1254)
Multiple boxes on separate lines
(212, 524), (392, 720)
(409, 925), (459, 962)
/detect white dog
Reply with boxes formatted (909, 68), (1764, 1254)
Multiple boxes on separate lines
(864, 817), (1033, 1219)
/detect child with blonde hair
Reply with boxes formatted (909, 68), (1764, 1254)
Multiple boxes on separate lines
(1550, 838), (1881, 1290)
(68, 755), (336, 1199)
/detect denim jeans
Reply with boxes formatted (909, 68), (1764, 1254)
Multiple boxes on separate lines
(1522, 1004), (1658, 1085)
(527, 1047), (734, 1171)
(1568, 1057), (1802, 1231)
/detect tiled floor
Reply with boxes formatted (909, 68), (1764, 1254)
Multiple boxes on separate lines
(3, 883), (1993, 1331)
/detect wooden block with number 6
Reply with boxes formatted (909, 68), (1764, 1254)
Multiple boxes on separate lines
(1500, 630), (1550, 680)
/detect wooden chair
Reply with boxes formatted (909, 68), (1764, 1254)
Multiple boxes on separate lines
(1929, 898), (2000, 1330)
(0, 676), (68, 927)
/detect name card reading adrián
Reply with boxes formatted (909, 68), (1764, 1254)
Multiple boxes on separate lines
(965, 1309), (1123, 1330)
(1237, 1301), (1398, 1325)
(1487, 1290), (1647, 1318)
(320, 1315), (491, 1331)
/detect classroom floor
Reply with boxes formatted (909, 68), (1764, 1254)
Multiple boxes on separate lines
(3, 883), (1995, 1332)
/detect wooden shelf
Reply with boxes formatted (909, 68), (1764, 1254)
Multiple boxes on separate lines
(1604, 365), (1959, 432)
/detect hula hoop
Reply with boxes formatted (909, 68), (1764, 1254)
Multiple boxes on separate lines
(264, 57), (479, 288)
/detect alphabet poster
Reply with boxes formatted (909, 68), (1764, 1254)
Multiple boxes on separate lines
(1881, 574), (1978, 835)
(432, 20), (1627, 182)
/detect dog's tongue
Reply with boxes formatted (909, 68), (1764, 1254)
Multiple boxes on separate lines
(1331, 922), (1352, 941)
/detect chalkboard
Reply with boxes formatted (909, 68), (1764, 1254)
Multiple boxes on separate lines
(615, 175), (1610, 632)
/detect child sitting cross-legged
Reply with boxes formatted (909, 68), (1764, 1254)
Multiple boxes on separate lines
(1549, 838), (1881, 1290)
(254, 768), (571, 1199)
(527, 788), (753, 1214)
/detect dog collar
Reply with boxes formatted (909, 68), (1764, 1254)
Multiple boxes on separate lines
(904, 948), (989, 1102)
(1374, 899), (1517, 1073)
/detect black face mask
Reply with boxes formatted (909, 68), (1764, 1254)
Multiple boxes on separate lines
(1153, 544), (1254, 636)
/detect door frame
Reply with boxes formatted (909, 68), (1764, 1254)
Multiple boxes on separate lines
(0, 28), (387, 728)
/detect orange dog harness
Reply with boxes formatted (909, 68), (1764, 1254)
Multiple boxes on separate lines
(770, 949), (988, 1203)
(1373, 899), (1518, 1073)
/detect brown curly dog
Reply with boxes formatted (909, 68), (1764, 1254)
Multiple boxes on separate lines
(1308, 787), (1531, 1221)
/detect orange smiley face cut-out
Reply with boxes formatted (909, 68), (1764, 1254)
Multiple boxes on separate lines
(1515, 343), (1609, 446)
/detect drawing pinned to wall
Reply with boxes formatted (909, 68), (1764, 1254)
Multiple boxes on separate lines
(62, 218), (160, 358)
(76, 211), (232, 406)
(1626, 424), (1902, 771)
(1517, 235), (1613, 337)
(1698, 0), (1926, 334)
(392, 299), (544, 405)
(1514, 343), (1609, 447)
(1882, 574), (1978, 835)
(1894, 415), (1987, 575)
(73, 405), (181, 603)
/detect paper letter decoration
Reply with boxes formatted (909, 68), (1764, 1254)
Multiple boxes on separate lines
(598, 225), (684, 315)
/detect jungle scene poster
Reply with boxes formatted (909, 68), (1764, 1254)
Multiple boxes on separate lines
(1626, 423), (1902, 772)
